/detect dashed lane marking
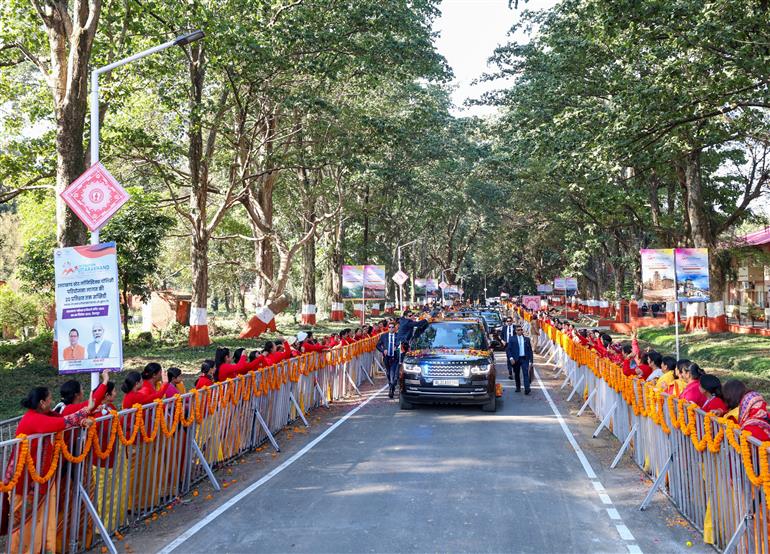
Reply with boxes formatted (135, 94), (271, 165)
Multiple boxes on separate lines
(534, 366), (643, 553)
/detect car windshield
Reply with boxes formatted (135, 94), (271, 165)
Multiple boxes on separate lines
(411, 322), (488, 350)
(479, 312), (501, 325)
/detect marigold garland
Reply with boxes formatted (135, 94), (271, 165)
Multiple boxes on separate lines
(2, 336), (379, 488)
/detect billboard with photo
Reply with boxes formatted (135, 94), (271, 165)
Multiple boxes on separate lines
(640, 248), (676, 302)
(363, 265), (386, 299)
(342, 265), (386, 300)
(675, 248), (710, 302)
(522, 295), (541, 310)
(537, 284), (553, 294)
(341, 265), (364, 299)
(414, 278), (439, 298)
(54, 242), (123, 374)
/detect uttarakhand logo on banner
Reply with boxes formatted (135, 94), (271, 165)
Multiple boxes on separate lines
(54, 243), (123, 374)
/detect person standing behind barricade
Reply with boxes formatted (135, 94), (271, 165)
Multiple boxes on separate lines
(723, 380), (770, 441)
(699, 374), (727, 416)
(501, 316), (517, 380)
(93, 381), (130, 528)
(509, 325), (534, 394)
(376, 321), (400, 399)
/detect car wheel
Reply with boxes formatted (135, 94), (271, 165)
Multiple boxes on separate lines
(399, 395), (415, 410)
(482, 395), (496, 412)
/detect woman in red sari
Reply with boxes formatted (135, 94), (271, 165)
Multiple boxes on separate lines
(724, 380), (770, 441)
(11, 387), (94, 554)
(699, 374), (727, 417)
(679, 363), (707, 407)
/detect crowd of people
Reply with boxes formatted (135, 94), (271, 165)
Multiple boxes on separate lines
(536, 310), (770, 442)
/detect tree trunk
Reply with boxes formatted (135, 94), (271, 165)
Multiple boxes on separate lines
(301, 175), (316, 308)
(55, 112), (88, 246)
(190, 234), (209, 325)
(122, 283), (130, 341)
(252, 174), (276, 306)
(331, 217), (344, 303)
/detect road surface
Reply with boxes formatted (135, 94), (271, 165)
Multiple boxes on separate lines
(148, 353), (707, 554)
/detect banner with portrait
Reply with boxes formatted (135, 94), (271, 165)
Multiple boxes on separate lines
(54, 242), (123, 374)
(536, 284), (553, 294)
(675, 248), (710, 302)
(640, 248), (676, 302)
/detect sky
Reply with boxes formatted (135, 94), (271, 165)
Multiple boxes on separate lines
(434, 0), (559, 117)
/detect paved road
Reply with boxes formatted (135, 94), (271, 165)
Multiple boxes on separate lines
(160, 353), (705, 554)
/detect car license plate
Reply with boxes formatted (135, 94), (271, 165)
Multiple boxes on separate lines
(433, 379), (459, 386)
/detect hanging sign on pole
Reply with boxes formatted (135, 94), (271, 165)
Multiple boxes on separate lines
(54, 242), (123, 374)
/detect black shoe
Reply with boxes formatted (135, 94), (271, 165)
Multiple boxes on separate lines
(388, 391), (394, 399)
(508, 373), (513, 379)
(525, 389), (531, 395)
(515, 388), (521, 393)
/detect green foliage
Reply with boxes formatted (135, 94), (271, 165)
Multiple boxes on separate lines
(17, 234), (56, 294)
(101, 188), (175, 303)
(0, 287), (44, 339)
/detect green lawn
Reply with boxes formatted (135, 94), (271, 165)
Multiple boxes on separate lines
(635, 326), (770, 395)
(0, 315), (357, 422)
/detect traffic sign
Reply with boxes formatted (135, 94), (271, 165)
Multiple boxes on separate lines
(61, 163), (130, 231)
(392, 270), (408, 286)
(438, 281), (448, 290)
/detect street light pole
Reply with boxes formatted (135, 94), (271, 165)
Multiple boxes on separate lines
(89, 29), (205, 247)
(396, 239), (417, 311)
(87, 30), (204, 390)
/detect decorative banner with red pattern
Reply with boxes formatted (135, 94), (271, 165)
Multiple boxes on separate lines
(61, 163), (130, 231)
(522, 295), (541, 310)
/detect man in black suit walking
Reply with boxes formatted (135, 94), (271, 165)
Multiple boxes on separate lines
(500, 316), (517, 380)
(376, 321), (401, 399)
(508, 325), (534, 394)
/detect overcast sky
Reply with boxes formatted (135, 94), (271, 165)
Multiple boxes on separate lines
(434, 0), (559, 117)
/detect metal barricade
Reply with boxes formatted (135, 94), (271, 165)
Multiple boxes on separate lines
(0, 338), (378, 554)
(541, 326), (770, 553)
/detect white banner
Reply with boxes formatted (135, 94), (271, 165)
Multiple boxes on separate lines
(55, 242), (123, 374)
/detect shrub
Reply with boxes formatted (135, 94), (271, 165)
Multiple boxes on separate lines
(0, 287), (45, 340)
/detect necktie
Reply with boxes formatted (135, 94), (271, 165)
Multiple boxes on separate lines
(507, 327), (512, 341)
(388, 334), (394, 356)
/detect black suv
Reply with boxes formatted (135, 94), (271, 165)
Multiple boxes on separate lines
(399, 319), (497, 412)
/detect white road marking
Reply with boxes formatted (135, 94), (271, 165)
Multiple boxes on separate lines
(607, 508), (621, 520)
(616, 524), (636, 541)
(158, 384), (389, 554)
(533, 366), (643, 552)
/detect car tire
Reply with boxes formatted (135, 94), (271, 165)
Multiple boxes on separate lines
(482, 395), (496, 413)
(399, 395), (415, 410)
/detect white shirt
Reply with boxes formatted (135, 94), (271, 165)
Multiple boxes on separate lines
(505, 326), (515, 341)
(517, 334), (525, 355)
(646, 368), (663, 382)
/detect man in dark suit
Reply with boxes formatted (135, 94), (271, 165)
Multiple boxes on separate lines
(500, 316), (517, 380)
(376, 321), (401, 399)
(395, 310), (429, 347)
(508, 325), (534, 394)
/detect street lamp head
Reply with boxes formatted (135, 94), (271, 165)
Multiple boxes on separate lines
(174, 30), (205, 46)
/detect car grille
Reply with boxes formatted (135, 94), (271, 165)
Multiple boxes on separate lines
(425, 363), (466, 377)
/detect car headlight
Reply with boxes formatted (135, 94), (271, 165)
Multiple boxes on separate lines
(403, 363), (422, 374)
(471, 364), (493, 375)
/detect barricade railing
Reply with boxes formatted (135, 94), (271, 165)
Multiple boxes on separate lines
(0, 337), (378, 554)
(533, 318), (769, 554)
